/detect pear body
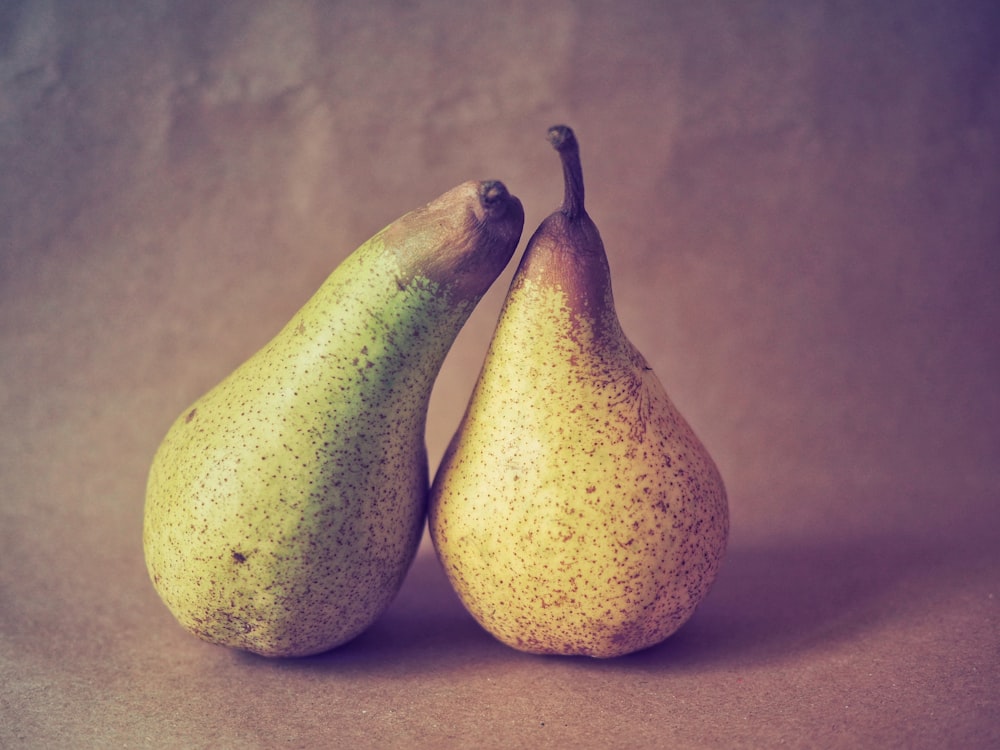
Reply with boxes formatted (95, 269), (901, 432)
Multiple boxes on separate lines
(144, 181), (523, 657)
(428, 129), (727, 658)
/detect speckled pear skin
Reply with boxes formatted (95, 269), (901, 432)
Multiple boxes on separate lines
(143, 180), (524, 657)
(428, 128), (728, 658)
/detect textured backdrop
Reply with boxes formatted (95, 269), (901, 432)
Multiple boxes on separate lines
(2, 1), (998, 747)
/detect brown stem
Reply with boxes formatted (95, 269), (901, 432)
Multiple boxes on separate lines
(479, 180), (508, 206)
(546, 125), (585, 220)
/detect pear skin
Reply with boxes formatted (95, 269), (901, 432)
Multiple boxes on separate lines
(429, 128), (728, 658)
(144, 180), (524, 657)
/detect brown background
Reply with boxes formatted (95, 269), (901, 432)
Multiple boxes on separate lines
(2, 1), (998, 747)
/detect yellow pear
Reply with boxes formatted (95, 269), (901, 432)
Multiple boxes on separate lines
(429, 127), (728, 658)
(144, 180), (524, 657)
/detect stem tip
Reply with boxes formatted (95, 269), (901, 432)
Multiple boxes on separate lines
(479, 180), (509, 208)
(547, 125), (577, 153)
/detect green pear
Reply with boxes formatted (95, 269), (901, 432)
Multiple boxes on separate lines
(144, 180), (524, 657)
(429, 127), (728, 658)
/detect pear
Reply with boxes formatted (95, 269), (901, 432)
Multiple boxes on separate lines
(144, 180), (524, 657)
(428, 126), (728, 658)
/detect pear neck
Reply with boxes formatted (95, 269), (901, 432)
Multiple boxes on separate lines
(530, 126), (620, 334)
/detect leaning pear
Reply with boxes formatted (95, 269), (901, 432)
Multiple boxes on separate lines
(144, 180), (524, 657)
(429, 126), (728, 658)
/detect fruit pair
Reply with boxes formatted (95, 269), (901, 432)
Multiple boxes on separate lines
(143, 126), (728, 658)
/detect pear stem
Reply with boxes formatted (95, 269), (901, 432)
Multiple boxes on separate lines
(547, 125), (585, 220)
(479, 180), (508, 209)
